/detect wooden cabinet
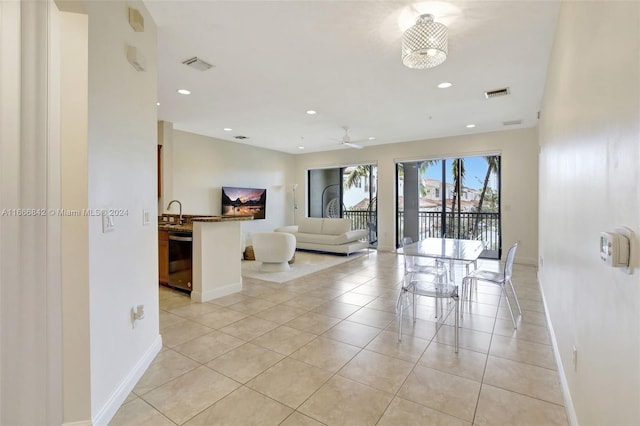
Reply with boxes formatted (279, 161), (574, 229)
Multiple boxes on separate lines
(158, 230), (169, 284)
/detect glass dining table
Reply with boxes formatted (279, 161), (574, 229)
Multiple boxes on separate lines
(397, 237), (484, 284)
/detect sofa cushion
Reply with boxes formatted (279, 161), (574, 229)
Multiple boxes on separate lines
(321, 218), (351, 235)
(274, 225), (298, 233)
(295, 229), (367, 245)
(297, 217), (323, 234)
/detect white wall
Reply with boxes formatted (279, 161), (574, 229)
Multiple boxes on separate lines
(60, 11), (91, 424)
(85, 2), (161, 423)
(169, 129), (296, 240)
(294, 128), (539, 263)
(538, 2), (640, 425)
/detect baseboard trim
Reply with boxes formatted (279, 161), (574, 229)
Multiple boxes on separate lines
(515, 256), (537, 266)
(91, 335), (162, 426)
(538, 277), (578, 426)
(62, 421), (92, 426)
(192, 281), (242, 303)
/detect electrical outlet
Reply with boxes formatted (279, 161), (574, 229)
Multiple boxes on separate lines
(572, 345), (578, 371)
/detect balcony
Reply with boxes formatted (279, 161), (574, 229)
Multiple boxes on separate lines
(342, 210), (500, 258)
(343, 210), (377, 246)
(398, 210), (500, 259)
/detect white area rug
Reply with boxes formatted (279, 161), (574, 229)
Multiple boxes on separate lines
(241, 250), (366, 283)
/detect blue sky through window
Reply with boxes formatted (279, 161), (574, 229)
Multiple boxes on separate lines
(422, 156), (497, 190)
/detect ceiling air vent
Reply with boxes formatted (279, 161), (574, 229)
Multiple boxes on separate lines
(503, 119), (523, 126)
(234, 135), (249, 140)
(484, 87), (510, 99)
(182, 56), (214, 71)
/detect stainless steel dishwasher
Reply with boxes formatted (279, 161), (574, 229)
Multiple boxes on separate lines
(168, 231), (192, 292)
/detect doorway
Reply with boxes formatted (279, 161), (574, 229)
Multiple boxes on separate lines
(308, 164), (378, 246)
(396, 155), (501, 259)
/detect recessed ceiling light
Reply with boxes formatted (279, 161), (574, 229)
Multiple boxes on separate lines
(223, 128), (232, 131)
(437, 82), (452, 89)
(306, 110), (316, 115)
(298, 146), (305, 150)
(156, 102), (160, 106)
(466, 124), (476, 128)
(368, 137), (376, 140)
(177, 89), (191, 95)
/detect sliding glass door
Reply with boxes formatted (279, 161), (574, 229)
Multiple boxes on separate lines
(308, 164), (378, 246)
(396, 155), (501, 259)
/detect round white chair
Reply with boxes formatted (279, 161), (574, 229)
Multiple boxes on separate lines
(252, 232), (296, 272)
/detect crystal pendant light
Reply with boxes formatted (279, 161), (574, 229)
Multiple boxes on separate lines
(402, 14), (448, 69)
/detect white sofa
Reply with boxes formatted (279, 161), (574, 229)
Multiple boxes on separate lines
(276, 217), (368, 255)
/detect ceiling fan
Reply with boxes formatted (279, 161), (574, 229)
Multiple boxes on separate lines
(336, 127), (364, 149)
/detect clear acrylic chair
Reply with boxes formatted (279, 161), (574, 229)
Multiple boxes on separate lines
(449, 233), (485, 283)
(397, 270), (459, 352)
(396, 237), (450, 316)
(462, 242), (521, 328)
(400, 237), (449, 278)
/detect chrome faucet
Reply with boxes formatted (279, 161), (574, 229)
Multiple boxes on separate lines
(167, 200), (183, 224)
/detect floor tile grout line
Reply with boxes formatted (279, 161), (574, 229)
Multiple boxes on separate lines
(374, 309), (437, 425)
(145, 377), (241, 426)
(476, 382), (567, 408)
(278, 410), (328, 426)
(133, 348), (203, 396)
(134, 396), (180, 425)
(269, 269), (406, 421)
(151, 255), (558, 425)
(486, 352), (559, 372)
(181, 285), (382, 422)
(470, 294), (500, 425)
(373, 296), (477, 425)
(267, 327), (370, 424)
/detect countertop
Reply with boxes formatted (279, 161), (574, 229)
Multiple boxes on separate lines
(158, 214), (253, 232)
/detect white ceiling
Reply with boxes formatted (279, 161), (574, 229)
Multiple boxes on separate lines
(146, 1), (560, 154)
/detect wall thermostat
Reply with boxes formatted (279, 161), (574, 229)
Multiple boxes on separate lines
(600, 231), (630, 268)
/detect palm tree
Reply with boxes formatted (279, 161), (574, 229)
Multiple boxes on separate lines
(417, 160), (436, 197)
(344, 165), (377, 242)
(450, 158), (466, 210)
(476, 156), (499, 213)
(471, 156), (499, 237)
(344, 165), (371, 190)
(449, 158), (466, 238)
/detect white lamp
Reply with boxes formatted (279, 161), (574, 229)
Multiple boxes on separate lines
(292, 184), (298, 224)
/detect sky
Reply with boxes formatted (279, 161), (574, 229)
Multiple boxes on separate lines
(223, 187), (265, 202)
(423, 156), (497, 190)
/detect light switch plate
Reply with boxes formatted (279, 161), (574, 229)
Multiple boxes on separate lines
(143, 209), (150, 226)
(102, 213), (115, 233)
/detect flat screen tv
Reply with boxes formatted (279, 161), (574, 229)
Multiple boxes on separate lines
(221, 186), (266, 219)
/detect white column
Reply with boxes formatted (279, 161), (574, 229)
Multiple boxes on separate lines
(0, 0), (63, 424)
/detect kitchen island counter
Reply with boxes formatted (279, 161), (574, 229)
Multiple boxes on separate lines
(159, 214), (253, 302)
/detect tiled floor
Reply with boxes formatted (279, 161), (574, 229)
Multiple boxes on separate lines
(111, 251), (568, 426)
